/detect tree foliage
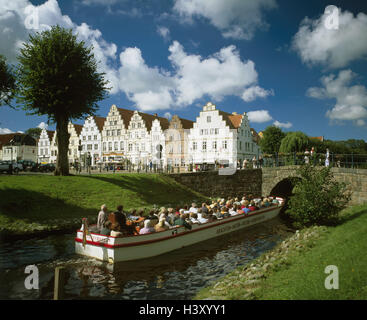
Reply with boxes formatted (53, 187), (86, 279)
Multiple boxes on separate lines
(16, 26), (109, 175)
(25, 127), (42, 140)
(286, 165), (351, 228)
(259, 125), (285, 154)
(0, 54), (17, 108)
(279, 131), (309, 153)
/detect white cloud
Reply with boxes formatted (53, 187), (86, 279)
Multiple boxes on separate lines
(0, 128), (14, 134)
(164, 112), (172, 120)
(247, 110), (273, 123)
(273, 120), (292, 128)
(0, 0), (271, 112)
(292, 8), (367, 68)
(157, 26), (170, 41)
(37, 122), (48, 129)
(173, 0), (277, 40)
(307, 69), (367, 125)
(241, 85), (274, 102)
(168, 41), (264, 106)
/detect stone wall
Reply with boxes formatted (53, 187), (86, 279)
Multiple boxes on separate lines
(168, 169), (262, 199)
(262, 166), (367, 206)
(169, 166), (367, 206)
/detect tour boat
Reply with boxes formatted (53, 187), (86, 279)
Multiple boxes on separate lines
(75, 197), (284, 263)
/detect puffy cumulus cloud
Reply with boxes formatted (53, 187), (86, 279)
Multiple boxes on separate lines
(247, 110), (273, 123)
(0, 128), (14, 134)
(116, 47), (175, 110)
(168, 41), (267, 106)
(173, 0), (277, 40)
(37, 122), (48, 129)
(164, 112), (172, 120)
(0, 1), (271, 111)
(292, 8), (367, 68)
(273, 120), (292, 128)
(307, 69), (367, 125)
(0, 0), (74, 62)
(241, 85), (274, 102)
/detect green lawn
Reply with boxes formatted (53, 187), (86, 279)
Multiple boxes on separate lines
(0, 173), (208, 235)
(255, 204), (367, 299)
(195, 203), (367, 300)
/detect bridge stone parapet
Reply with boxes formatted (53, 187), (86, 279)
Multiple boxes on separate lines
(169, 166), (367, 206)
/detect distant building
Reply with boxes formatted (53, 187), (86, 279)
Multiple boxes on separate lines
(68, 122), (83, 164)
(38, 129), (55, 163)
(1, 133), (37, 162)
(310, 136), (324, 142)
(165, 115), (194, 171)
(80, 116), (106, 166)
(188, 102), (261, 169)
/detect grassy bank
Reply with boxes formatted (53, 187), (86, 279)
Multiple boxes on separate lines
(0, 173), (207, 238)
(195, 203), (367, 300)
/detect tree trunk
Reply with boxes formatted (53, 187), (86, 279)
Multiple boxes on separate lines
(54, 116), (70, 176)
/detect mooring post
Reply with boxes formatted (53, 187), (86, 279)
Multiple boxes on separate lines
(54, 266), (66, 300)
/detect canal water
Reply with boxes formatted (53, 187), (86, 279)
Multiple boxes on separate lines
(0, 217), (291, 300)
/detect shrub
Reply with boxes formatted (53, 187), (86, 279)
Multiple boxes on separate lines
(286, 165), (351, 228)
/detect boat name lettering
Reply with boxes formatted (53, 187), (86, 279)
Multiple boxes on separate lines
(216, 215), (265, 234)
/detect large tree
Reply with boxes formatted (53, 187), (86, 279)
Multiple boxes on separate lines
(17, 26), (109, 175)
(0, 54), (17, 108)
(279, 131), (309, 153)
(259, 125), (285, 154)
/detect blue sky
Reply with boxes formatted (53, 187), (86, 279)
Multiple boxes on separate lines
(0, 0), (367, 141)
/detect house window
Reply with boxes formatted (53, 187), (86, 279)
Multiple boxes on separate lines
(193, 142), (197, 150)
(215, 128), (219, 135)
(107, 130), (110, 136)
(202, 141), (207, 150)
(212, 141), (217, 150)
(108, 142), (112, 151)
(200, 129), (203, 135)
(88, 136), (91, 141)
(117, 129), (121, 136)
(114, 142), (118, 150)
(94, 144), (98, 150)
(103, 142), (106, 151)
(207, 116), (211, 123)
(87, 144), (92, 150)
(222, 140), (227, 149)
(141, 143), (145, 151)
(94, 135), (97, 140)
(128, 143), (132, 151)
(120, 141), (124, 150)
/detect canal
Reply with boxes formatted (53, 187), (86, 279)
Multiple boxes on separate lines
(0, 217), (292, 299)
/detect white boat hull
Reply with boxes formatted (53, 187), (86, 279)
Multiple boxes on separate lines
(75, 201), (283, 263)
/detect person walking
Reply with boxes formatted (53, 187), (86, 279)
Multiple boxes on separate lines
(304, 149), (310, 164)
(325, 148), (330, 167)
(252, 156), (257, 169)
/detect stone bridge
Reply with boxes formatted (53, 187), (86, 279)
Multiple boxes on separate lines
(169, 166), (367, 206)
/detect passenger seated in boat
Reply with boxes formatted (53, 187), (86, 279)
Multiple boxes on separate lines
(249, 201), (257, 212)
(189, 212), (200, 224)
(197, 210), (209, 224)
(146, 210), (159, 227)
(201, 203), (209, 215)
(207, 211), (217, 222)
(100, 220), (112, 236)
(167, 208), (175, 225)
(173, 212), (186, 226)
(110, 223), (123, 237)
(213, 207), (222, 219)
(242, 204), (251, 215)
(272, 198), (279, 205)
(154, 217), (169, 232)
(128, 209), (140, 221)
(97, 204), (108, 232)
(183, 205), (190, 214)
(229, 204), (239, 216)
(221, 207), (230, 218)
(139, 219), (155, 235)
(189, 203), (198, 214)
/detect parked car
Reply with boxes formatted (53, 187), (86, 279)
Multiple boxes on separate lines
(38, 163), (55, 172)
(0, 161), (23, 174)
(18, 160), (37, 172)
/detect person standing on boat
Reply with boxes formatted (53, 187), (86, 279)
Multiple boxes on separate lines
(97, 204), (108, 232)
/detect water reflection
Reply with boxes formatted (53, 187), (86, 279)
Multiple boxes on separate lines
(0, 218), (292, 300)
